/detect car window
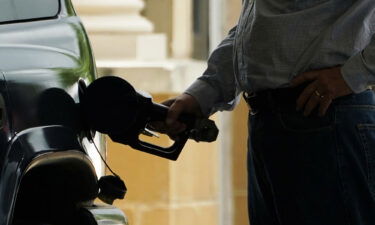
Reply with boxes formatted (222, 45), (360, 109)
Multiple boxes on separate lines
(0, 0), (60, 23)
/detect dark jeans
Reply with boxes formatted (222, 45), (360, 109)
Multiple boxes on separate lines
(248, 90), (375, 225)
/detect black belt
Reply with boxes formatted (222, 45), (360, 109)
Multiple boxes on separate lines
(243, 84), (308, 115)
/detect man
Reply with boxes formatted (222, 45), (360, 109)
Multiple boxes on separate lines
(161, 0), (375, 224)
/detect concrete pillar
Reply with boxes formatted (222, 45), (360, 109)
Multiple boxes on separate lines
(143, 0), (193, 58)
(73, 0), (167, 60)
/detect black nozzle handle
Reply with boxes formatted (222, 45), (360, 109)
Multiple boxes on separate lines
(133, 136), (189, 161)
(110, 132), (189, 161)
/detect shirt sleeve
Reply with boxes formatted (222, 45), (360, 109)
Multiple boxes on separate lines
(184, 26), (241, 116)
(341, 36), (375, 93)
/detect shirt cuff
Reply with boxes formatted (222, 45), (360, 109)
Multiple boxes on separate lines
(341, 51), (372, 93)
(184, 79), (221, 116)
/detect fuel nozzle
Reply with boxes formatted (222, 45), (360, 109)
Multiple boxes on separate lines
(81, 76), (219, 160)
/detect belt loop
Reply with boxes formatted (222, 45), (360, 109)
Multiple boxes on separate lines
(243, 91), (258, 115)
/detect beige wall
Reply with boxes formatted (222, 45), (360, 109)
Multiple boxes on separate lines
(231, 100), (250, 225)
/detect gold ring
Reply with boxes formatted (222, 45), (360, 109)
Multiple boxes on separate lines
(314, 90), (324, 98)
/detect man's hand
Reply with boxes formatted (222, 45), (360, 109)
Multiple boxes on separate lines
(150, 93), (203, 139)
(290, 67), (353, 117)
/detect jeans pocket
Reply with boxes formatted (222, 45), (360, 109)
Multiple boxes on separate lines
(278, 111), (333, 133)
(357, 124), (375, 197)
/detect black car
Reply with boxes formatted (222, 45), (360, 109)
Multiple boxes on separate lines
(0, 0), (128, 224)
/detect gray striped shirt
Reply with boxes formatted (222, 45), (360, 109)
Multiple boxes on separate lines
(186, 0), (375, 115)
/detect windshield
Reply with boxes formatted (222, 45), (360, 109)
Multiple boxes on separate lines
(0, 0), (60, 23)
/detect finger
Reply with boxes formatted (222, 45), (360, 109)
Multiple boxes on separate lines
(169, 134), (178, 141)
(168, 133), (183, 141)
(296, 81), (318, 111)
(167, 122), (187, 137)
(162, 98), (177, 107)
(291, 71), (319, 87)
(166, 119), (185, 134)
(147, 121), (167, 133)
(303, 93), (321, 116)
(167, 99), (185, 126)
(318, 95), (332, 117)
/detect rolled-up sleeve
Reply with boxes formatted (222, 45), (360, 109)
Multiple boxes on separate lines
(184, 26), (240, 116)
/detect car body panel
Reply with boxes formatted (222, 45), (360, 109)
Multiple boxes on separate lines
(0, 0), (115, 224)
(0, 126), (98, 225)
